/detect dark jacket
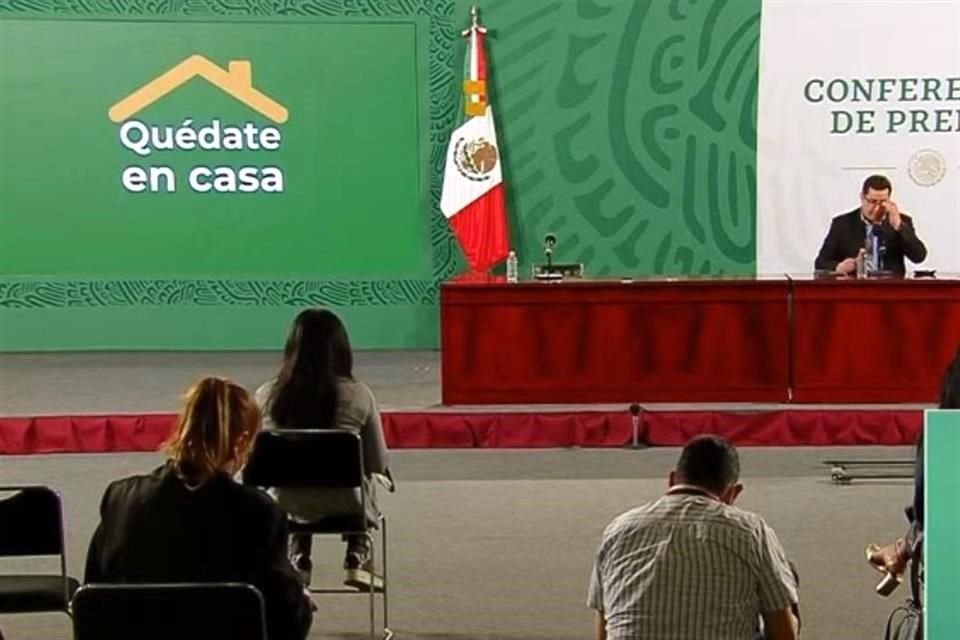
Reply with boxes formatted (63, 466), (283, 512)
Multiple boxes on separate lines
(814, 208), (927, 275)
(85, 464), (311, 640)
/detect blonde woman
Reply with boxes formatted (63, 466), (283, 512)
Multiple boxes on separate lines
(84, 377), (312, 640)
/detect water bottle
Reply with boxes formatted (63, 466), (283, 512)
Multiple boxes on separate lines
(506, 250), (518, 283)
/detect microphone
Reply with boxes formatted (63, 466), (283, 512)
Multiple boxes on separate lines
(544, 234), (556, 267)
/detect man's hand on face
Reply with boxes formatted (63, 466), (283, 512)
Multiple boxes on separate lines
(885, 200), (902, 230)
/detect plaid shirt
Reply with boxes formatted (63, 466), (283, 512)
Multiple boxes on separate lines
(588, 490), (798, 640)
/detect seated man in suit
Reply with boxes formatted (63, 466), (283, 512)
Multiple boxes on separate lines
(814, 174), (927, 276)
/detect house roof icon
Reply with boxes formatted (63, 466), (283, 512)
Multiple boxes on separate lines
(108, 55), (288, 124)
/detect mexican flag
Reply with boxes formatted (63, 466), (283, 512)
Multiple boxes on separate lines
(439, 13), (509, 273)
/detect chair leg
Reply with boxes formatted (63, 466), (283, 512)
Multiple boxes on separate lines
(382, 517), (389, 637)
(367, 530), (376, 640)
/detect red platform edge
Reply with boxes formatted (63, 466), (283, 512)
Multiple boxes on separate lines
(0, 409), (922, 455)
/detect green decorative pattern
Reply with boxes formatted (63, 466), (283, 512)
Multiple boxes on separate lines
(0, 278), (436, 308)
(0, 0), (459, 310)
(488, 0), (759, 276)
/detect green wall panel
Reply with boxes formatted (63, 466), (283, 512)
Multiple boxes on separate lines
(485, 0), (760, 276)
(0, 0), (759, 350)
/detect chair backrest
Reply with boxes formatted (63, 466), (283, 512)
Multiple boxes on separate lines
(243, 429), (365, 489)
(72, 583), (267, 640)
(0, 486), (65, 557)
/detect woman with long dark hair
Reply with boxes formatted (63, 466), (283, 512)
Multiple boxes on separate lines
(257, 309), (390, 591)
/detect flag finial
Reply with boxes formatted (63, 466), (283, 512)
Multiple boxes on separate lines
(463, 4), (486, 36)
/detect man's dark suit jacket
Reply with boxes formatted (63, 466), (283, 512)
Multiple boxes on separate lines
(85, 464), (312, 640)
(814, 208), (927, 275)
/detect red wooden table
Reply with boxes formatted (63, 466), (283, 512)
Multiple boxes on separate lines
(790, 276), (960, 403)
(440, 275), (791, 404)
(440, 274), (960, 405)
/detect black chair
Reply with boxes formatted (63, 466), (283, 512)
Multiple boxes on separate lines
(0, 485), (79, 616)
(72, 582), (267, 640)
(243, 429), (391, 640)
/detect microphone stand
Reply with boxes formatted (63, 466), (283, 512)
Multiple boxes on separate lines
(628, 403), (643, 449)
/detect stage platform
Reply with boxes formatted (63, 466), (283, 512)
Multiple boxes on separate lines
(0, 351), (928, 454)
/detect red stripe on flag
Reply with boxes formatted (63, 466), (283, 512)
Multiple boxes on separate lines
(449, 183), (509, 273)
(475, 30), (487, 82)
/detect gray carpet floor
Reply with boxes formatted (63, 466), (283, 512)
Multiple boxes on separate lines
(0, 447), (916, 640)
(0, 351), (441, 415)
(0, 351), (930, 414)
(0, 352), (921, 638)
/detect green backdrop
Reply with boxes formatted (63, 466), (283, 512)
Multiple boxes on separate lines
(1, 19), (429, 278)
(0, 0), (760, 350)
